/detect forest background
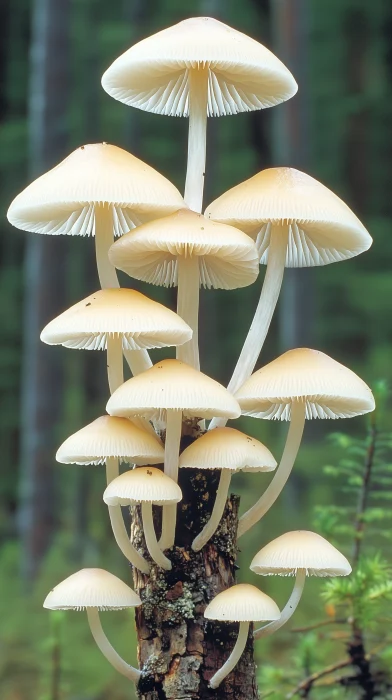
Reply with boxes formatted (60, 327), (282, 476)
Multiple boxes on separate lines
(1, 0), (392, 698)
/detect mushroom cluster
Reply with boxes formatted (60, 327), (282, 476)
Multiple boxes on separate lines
(7, 14), (375, 695)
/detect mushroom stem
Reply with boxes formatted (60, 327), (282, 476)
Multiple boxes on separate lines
(94, 204), (119, 290)
(86, 607), (141, 683)
(184, 66), (209, 213)
(209, 225), (289, 430)
(192, 469), (232, 551)
(106, 335), (124, 394)
(108, 504), (150, 574)
(237, 400), (306, 538)
(105, 457), (119, 485)
(209, 621), (249, 689)
(254, 569), (306, 640)
(160, 409), (183, 550)
(176, 255), (200, 369)
(142, 502), (172, 570)
(123, 348), (153, 376)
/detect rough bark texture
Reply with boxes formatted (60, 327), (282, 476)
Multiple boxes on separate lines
(130, 429), (259, 700)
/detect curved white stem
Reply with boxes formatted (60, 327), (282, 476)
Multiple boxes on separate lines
(160, 410), (183, 550)
(184, 67), (209, 213)
(209, 225), (289, 430)
(142, 502), (172, 570)
(209, 621), (249, 689)
(192, 469), (231, 551)
(86, 607), (141, 683)
(254, 569), (306, 640)
(176, 256), (200, 369)
(238, 400), (306, 539)
(105, 456), (119, 485)
(95, 205), (119, 290)
(108, 504), (150, 574)
(106, 335), (124, 394)
(123, 348), (153, 376)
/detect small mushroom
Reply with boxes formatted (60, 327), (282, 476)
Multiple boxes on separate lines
(106, 359), (241, 549)
(101, 18), (297, 213)
(204, 583), (280, 689)
(57, 415), (165, 573)
(235, 348), (375, 538)
(103, 467), (182, 570)
(206, 168), (372, 422)
(250, 531), (352, 640)
(40, 288), (192, 391)
(178, 427), (276, 551)
(43, 568), (142, 683)
(109, 208), (259, 369)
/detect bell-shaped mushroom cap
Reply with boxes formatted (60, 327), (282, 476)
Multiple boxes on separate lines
(204, 583), (280, 622)
(235, 348), (375, 420)
(43, 568), (141, 610)
(106, 359), (241, 420)
(56, 415), (163, 466)
(179, 427), (276, 473)
(40, 288), (192, 351)
(205, 167), (372, 267)
(250, 531), (352, 577)
(103, 466), (182, 506)
(101, 17), (297, 117)
(109, 209), (259, 289)
(7, 143), (185, 237)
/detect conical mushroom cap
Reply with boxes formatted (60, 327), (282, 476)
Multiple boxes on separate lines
(235, 348), (375, 420)
(106, 359), (241, 420)
(43, 568), (141, 610)
(250, 531), (352, 577)
(109, 209), (259, 289)
(102, 17), (297, 117)
(7, 143), (185, 237)
(103, 466), (182, 506)
(179, 427), (276, 473)
(205, 168), (372, 267)
(56, 415), (164, 466)
(204, 583), (280, 622)
(40, 288), (192, 351)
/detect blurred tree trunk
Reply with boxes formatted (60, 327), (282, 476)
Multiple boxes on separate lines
(271, 0), (315, 351)
(18, 0), (70, 580)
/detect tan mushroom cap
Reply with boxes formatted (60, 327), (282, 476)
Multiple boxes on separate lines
(109, 209), (259, 289)
(56, 415), (163, 466)
(106, 359), (241, 420)
(235, 348), (375, 420)
(43, 568), (141, 610)
(40, 288), (192, 351)
(205, 167), (372, 267)
(204, 583), (280, 622)
(179, 427), (276, 473)
(103, 466), (182, 506)
(101, 17), (297, 117)
(250, 531), (352, 577)
(7, 143), (185, 237)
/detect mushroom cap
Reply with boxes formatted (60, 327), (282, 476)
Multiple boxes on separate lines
(204, 583), (280, 622)
(109, 209), (259, 289)
(250, 531), (352, 577)
(106, 359), (241, 420)
(179, 427), (276, 473)
(101, 17), (297, 117)
(103, 466), (182, 506)
(40, 288), (192, 351)
(43, 568), (141, 610)
(205, 167), (372, 267)
(235, 348), (375, 420)
(56, 415), (164, 466)
(7, 143), (185, 237)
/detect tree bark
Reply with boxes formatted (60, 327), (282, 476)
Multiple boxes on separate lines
(18, 0), (70, 580)
(130, 432), (259, 700)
